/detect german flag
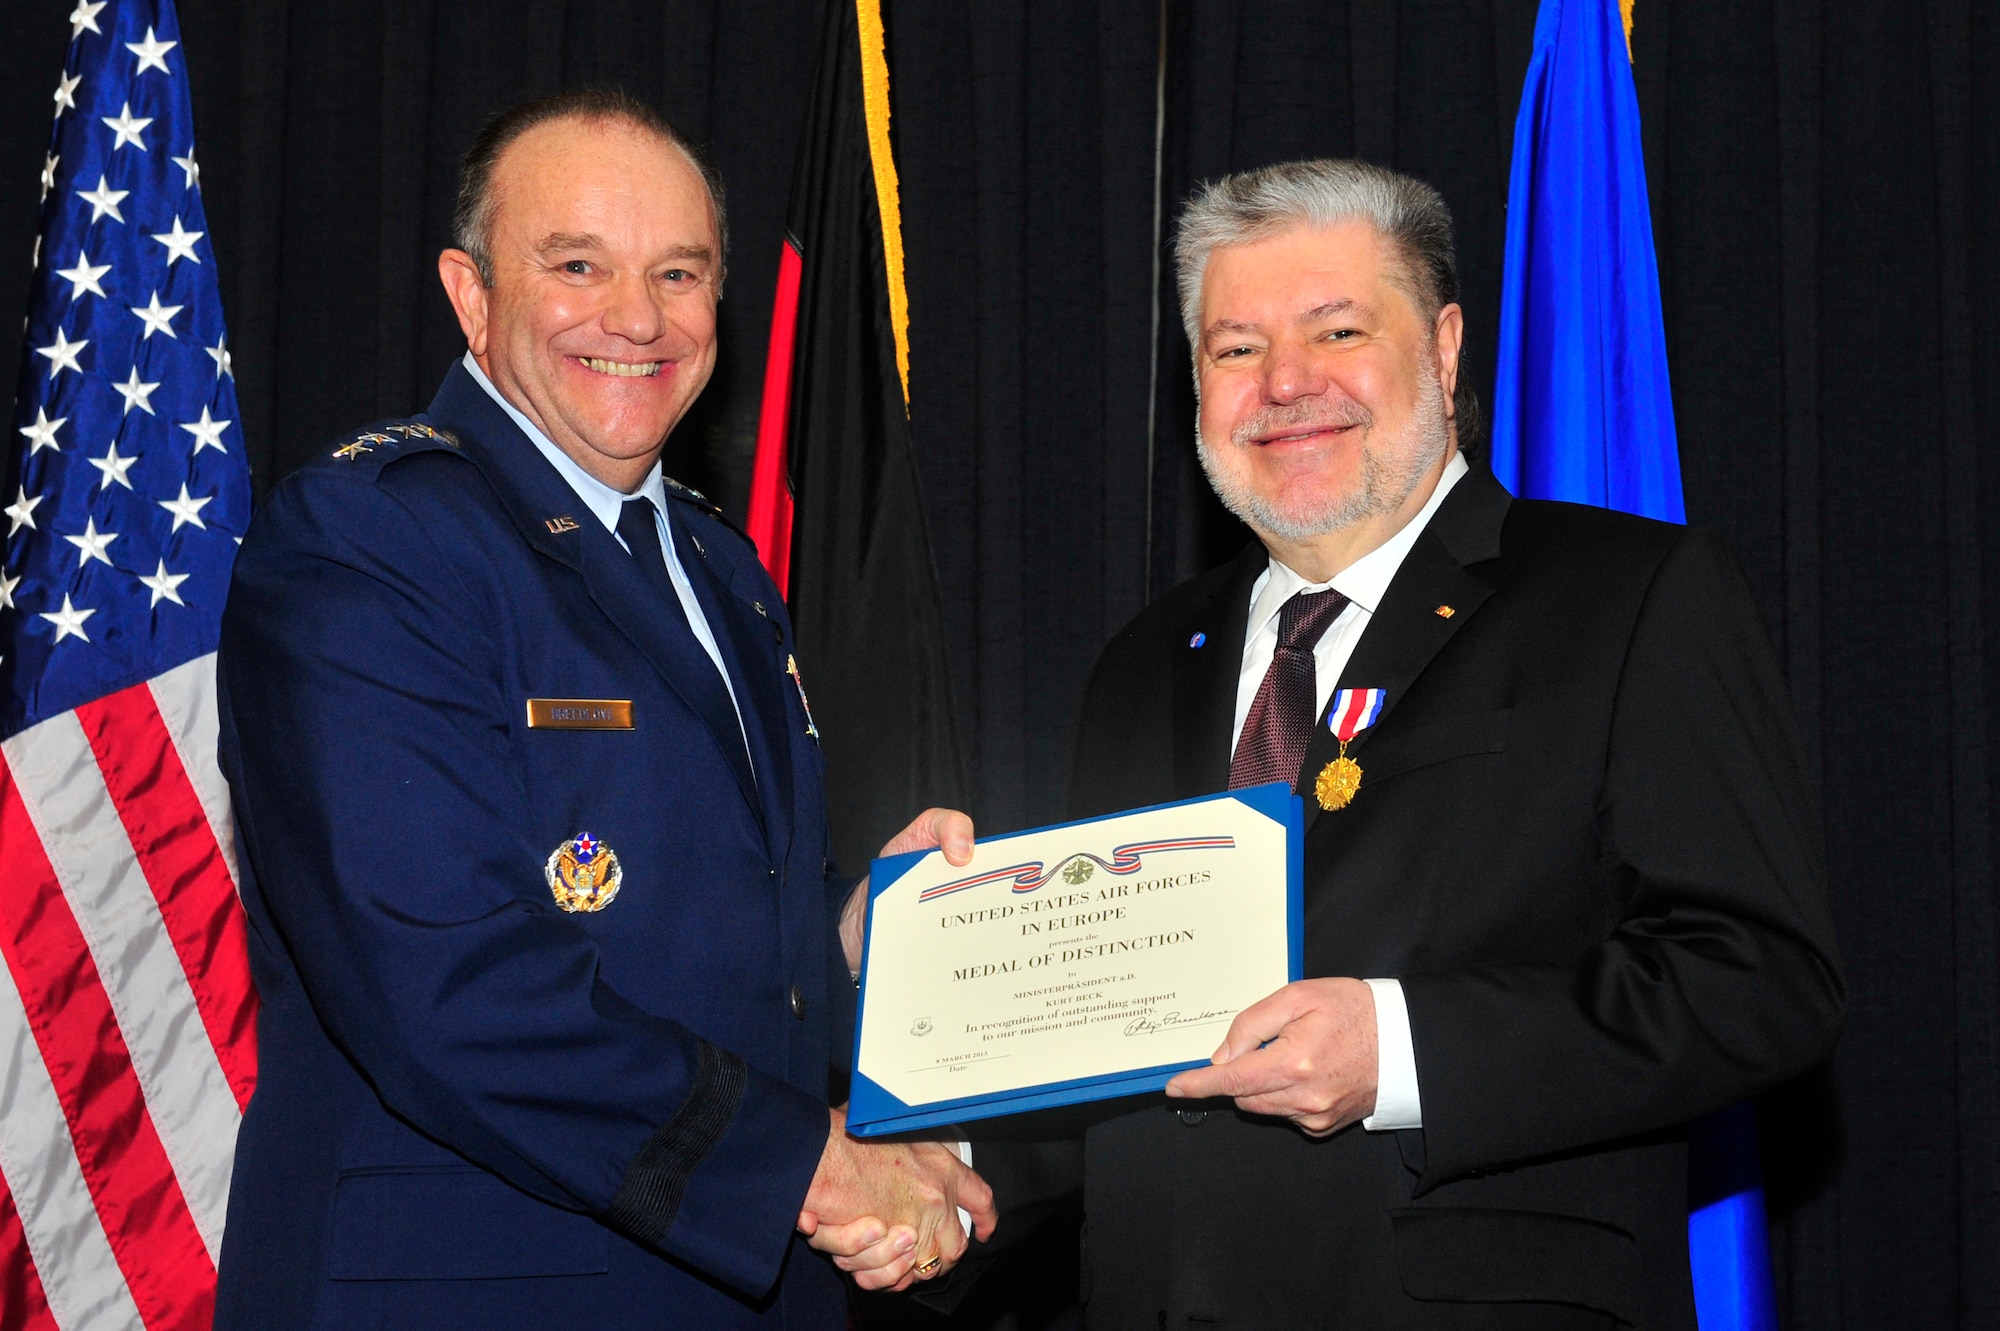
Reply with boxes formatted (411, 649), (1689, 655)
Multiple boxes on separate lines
(747, 0), (965, 870)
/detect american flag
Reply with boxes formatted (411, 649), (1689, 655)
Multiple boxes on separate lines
(1, 2), (255, 1328)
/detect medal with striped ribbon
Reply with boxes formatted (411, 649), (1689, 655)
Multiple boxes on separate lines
(1315, 687), (1387, 810)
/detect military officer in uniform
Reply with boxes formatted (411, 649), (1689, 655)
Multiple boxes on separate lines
(212, 90), (990, 1330)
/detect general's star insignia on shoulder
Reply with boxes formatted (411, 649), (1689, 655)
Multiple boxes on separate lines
(385, 421), (460, 447)
(546, 832), (623, 912)
(331, 431), (392, 460)
(662, 473), (759, 547)
(332, 421), (464, 469)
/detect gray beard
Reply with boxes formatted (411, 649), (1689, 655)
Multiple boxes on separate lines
(1196, 369), (1451, 543)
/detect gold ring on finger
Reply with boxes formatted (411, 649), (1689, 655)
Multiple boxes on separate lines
(914, 1254), (942, 1277)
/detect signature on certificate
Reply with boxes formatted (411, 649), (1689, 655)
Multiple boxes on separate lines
(1123, 1009), (1234, 1037)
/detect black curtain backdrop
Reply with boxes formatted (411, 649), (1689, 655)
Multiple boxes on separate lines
(0, 0), (822, 514)
(4, 2), (1995, 1327)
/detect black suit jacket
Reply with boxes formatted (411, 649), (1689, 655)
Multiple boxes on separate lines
(987, 466), (1841, 1331)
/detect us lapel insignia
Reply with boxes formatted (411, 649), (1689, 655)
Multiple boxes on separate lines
(544, 515), (581, 534)
(1316, 688), (1388, 811)
(546, 832), (623, 912)
(786, 654), (821, 742)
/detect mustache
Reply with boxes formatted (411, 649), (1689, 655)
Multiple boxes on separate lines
(1230, 399), (1372, 446)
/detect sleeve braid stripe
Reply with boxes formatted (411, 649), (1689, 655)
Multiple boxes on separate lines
(600, 1041), (747, 1246)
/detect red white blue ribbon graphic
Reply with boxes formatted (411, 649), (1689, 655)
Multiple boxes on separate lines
(1328, 687), (1388, 742)
(916, 835), (1235, 903)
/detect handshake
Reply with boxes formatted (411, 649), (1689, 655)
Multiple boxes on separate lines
(795, 808), (998, 1291)
(796, 1104), (995, 1291)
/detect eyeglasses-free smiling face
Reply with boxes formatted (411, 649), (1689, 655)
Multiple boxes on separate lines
(1194, 219), (1461, 569)
(441, 115), (722, 492)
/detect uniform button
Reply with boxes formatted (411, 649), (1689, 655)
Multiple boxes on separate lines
(789, 985), (806, 1020)
(1178, 1109), (1206, 1127)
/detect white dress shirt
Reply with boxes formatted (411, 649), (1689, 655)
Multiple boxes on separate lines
(1229, 449), (1469, 1131)
(463, 353), (751, 763)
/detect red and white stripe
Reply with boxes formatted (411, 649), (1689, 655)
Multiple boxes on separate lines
(1328, 687), (1388, 743)
(0, 654), (255, 1331)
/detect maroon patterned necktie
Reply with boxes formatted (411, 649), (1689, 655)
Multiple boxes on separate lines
(1229, 588), (1350, 789)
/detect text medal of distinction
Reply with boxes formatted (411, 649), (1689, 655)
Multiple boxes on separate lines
(547, 832), (623, 912)
(1316, 688), (1388, 811)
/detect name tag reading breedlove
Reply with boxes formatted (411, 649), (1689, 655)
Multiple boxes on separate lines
(525, 699), (633, 730)
(846, 782), (1302, 1137)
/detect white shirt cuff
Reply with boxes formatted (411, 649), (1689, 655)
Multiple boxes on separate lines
(1361, 977), (1422, 1131)
(954, 1139), (972, 1235)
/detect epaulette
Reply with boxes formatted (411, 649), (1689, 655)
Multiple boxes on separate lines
(662, 474), (754, 547)
(318, 418), (464, 474)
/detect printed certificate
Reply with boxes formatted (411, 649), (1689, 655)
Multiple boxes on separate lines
(846, 782), (1302, 1136)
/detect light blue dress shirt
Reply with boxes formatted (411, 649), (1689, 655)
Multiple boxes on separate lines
(462, 353), (750, 764)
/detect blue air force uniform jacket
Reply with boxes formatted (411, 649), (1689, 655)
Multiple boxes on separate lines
(212, 361), (852, 1329)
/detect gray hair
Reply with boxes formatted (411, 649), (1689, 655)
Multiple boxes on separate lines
(1172, 158), (1478, 447)
(1174, 159), (1458, 345)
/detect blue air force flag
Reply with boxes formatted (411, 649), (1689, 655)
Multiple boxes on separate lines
(1491, 3), (1776, 1330)
(1489, 0), (1684, 524)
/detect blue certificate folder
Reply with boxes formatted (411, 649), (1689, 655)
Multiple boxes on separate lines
(846, 782), (1303, 1138)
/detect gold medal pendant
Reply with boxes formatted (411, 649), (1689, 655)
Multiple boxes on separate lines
(1315, 741), (1363, 811)
(1320, 689), (1388, 810)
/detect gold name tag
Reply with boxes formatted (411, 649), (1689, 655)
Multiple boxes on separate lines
(526, 699), (634, 730)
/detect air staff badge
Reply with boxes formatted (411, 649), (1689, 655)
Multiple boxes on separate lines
(546, 832), (623, 912)
(1315, 688), (1388, 811)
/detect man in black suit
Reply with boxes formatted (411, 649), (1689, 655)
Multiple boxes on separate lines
(1048, 160), (1843, 1329)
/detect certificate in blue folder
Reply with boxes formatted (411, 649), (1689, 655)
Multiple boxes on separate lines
(846, 782), (1303, 1137)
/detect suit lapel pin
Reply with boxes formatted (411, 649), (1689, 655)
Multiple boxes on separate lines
(1434, 604), (1456, 619)
(1189, 632), (1207, 649)
(1316, 688), (1387, 811)
(544, 515), (581, 534)
(546, 832), (622, 912)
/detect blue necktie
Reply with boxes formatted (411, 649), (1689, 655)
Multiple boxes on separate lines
(615, 497), (690, 625)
